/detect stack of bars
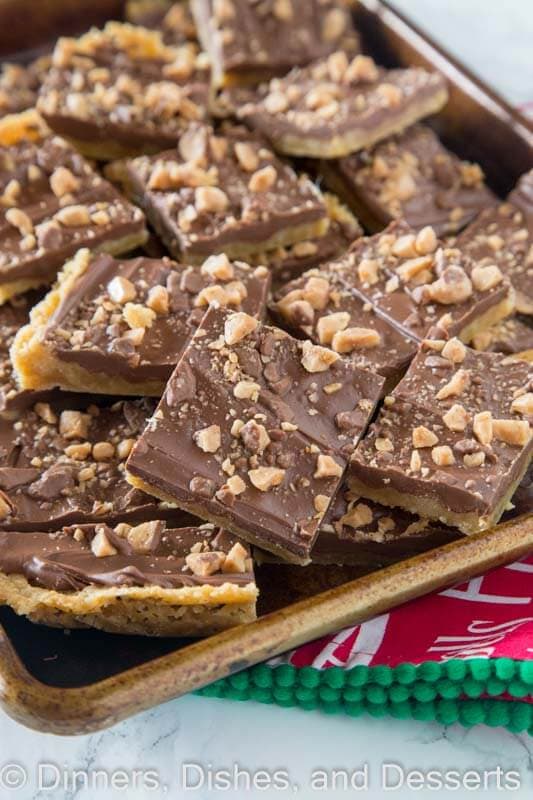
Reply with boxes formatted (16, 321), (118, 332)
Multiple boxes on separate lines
(0, 0), (530, 638)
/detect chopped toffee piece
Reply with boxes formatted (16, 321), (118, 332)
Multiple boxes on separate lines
(456, 169), (533, 316)
(0, 57), (51, 119)
(332, 221), (515, 344)
(0, 111), (147, 304)
(250, 193), (362, 285)
(191, 0), (359, 87)
(37, 22), (211, 159)
(0, 398), (193, 531)
(235, 53), (448, 157)
(126, 1), (198, 44)
(126, 305), (384, 563)
(471, 316), (533, 362)
(124, 123), (329, 262)
(320, 124), (496, 234)
(272, 266), (416, 390)
(0, 523), (257, 636)
(350, 342), (533, 534)
(12, 249), (270, 396)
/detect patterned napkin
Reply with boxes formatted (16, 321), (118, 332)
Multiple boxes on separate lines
(198, 554), (533, 734)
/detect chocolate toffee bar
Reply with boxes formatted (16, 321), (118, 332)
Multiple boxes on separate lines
(126, 305), (384, 563)
(320, 124), (496, 235)
(0, 57), (51, 119)
(471, 316), (533, 362)
(192, 0), (359, 87)
(0, 522), (257, 636)
(272, 267), (416, 391)
(0, 291), (65, 415)
(0, 398), (193, 531)
(12, 249), (270, 396)
(333, 221), (515, 344)
(123, 123), (329, 262)
(235, 53), (448, 157)
(456, 169), (533, 316)
(252, 193), (362, 285)
(0, 111), (147, 304)
(350, 338), (533, 534)
(37, 22), (211, 160)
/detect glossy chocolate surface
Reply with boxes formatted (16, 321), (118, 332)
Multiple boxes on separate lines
(127, 305), (384, 561)
(0, 523), (254, 591)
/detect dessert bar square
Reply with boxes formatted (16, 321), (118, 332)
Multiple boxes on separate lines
(456, 169), (533, 316)
(0, 111), (147, 304)
(250, 193), (362, 285)
(38, 22), (211, 160)
(192, 0), (359, 87)
(350, 339), (533, 534)
(272, 266), (416, 390)
(12, 249), (270, 396)
(333, 221), (515, 344)
(0, 522), (257, 636)
(126, 305), (384, 563)
(0, 398), (192, 531)
(235, 53), (448, 157)
(320, 124), (496, 234)
(124, 123), (329, 262)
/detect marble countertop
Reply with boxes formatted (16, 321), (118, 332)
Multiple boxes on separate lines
(1, 3), (532, 799)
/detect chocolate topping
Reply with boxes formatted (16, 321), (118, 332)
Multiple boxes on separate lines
(29, 250), (270, 389)
(0, 523), (254, 591)
(126, 305), (384, 563)
(321, 124), (496, 234)
(38, 22), (210, 155)
(0, 131), (146, 290)
(0, 398), (194, 530)
(125, 122), (328, 261)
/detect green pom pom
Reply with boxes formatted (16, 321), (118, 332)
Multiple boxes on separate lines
(444, 660), (467, 681)
(418, 661), (442, 682)
(345, 701), (364, 717)
(249, 687), (273, 704)
(494, 658), (516, 681)
(274, 665), (296, 687)
(468, 660), (491, 681)
(366, 685), (387, 705)
(295, 686), (316, 704)
(229, 671), (249, 690)
(273, 686), (294, 706)
(412, 701), (435, 721)
(508, 703), (532, 733)
(486, 702), (510, 728)
(251, 664), (273, 688)
(344, 687), (363, 703)
(412, 683), (437, 703)
(485, 678), (505, 697)
(319, 686), (340, 704)
(459, 701), (486, 727)
(347, 665), (369, 687)
(508, 681), (528, 698)
(371, 666), (394, 687)
(299, 667), (320, 688)
(389, 700), (411, 719)
(389, 684), (409, 703)
(463, 678), (484, 698)
(436, 699), (459, 725)
(324, 667), (345, 689)
(518, 661), (533, 685)
(393, 663), (417, 685)
(436, 679), (461, 699)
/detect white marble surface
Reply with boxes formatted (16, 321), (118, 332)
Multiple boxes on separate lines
(1, 4), (532, 799)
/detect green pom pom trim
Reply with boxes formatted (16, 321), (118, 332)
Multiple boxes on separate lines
(195, 658), (533, 735)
